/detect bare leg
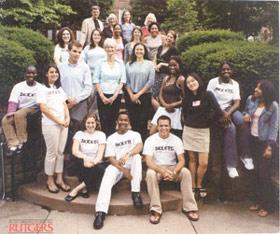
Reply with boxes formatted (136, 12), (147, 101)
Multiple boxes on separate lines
(197, 152), (209, 188)
(188, 151), (197, 189)
(69, 182), (86, 196)
(56, 172), (70, 190)
(47, 175), (58, 191)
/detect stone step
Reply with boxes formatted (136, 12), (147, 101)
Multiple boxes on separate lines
(18, 179), (183, 216)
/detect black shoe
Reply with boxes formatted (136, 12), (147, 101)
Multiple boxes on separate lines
(80, 191), (90, 198)
(64, 193), (79, 202)
(132, 192), (143, 208)
(93, 211), (106, 229)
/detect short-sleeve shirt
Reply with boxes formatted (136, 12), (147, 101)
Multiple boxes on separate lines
(143, 133), (184, 166)
(207, 77), (240, 110)
(73, 130), (106, 160)
(9, 81), (42, 109)
(37, 85), (67, 125)
(105, 130), (142, 160)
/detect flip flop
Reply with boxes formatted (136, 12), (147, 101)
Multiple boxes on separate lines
(183, 210), (199, 221)
(149, 211), (161, 224)
(46, 184), (59, 193)
(55, 182), (71, 192)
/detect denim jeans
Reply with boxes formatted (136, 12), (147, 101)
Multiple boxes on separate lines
(223, 110), (244, 168)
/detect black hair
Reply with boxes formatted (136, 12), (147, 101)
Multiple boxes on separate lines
(148, 22), (160, 32)
(257, 80), (276, 108)
(129, 42), (149, 65)
(157, 115), (171, 125)
(44, 63), (61, 88)
(117, 111), (130, 119)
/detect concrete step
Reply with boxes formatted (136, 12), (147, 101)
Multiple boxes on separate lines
(18, 177), (183, 216)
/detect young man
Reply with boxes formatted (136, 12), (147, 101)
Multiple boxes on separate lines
(93, 111), (143, 230)
(2, 65), (42, 153)
(58, 40), (92, 125)
(143, 115), (198, 224)
(80, 5), (104, 47)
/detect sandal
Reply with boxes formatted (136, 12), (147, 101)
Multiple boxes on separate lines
(46, 184), (59, 193)
(79, 190), (90, 198)
(258, 209), (269, 217)
(55, 182), (71, 192)
(149, 211), (161, 224)
(183, 210), (199, 221)
(249, 204), (260, 211)
(198, 188), (207, 198)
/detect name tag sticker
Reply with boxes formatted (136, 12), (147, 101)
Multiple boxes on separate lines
(192, 100), (201, 106)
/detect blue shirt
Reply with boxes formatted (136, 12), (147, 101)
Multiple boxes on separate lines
(93, 58), (126, 94)
(58, 61), (92, 103)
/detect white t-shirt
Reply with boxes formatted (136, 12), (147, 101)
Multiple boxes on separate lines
(207, 77), (240, 110)
(251, 106), (264, 137)
(143, 133), (184, 166)
(73, 130), (106, 159)
(105, 130), (142, 160)
(37, 85), (67, 125)
(54, 44), (69, 64)
(9, 81), (42, 109)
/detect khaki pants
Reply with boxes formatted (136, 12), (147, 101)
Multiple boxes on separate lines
(42, 125), (68, 175)
(146, 166), (198, 214)
(1, 107), (36, 147)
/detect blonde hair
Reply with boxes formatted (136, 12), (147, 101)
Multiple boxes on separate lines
(103, 38), (117, 49)
(106, 13), (118, 24)
(144, 13), (157, 26)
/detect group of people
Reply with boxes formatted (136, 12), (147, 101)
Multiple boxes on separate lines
(1, 5), (278, 230)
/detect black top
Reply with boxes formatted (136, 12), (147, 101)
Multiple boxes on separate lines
(156, 46), (179, 74)
(182, 91), (223, 128)
(102, 27), (113, 39)
(162, 82), (181, 104)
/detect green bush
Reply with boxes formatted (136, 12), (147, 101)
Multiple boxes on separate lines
(0, 26), (53, 77)
(181, 40), (279, 102)
(177, 29), (244, 52)
(0, 37), (35, 108)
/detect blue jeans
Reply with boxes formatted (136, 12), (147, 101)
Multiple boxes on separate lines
(223, 110), (244, 168)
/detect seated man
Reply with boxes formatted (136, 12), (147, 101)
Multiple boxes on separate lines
(1, 65), (42, 153)
(144, 115), (198, 224)
(93, 111), (143, 230)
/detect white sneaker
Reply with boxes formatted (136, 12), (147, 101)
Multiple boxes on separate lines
(241, 158), (254, 170)
(227, 167), (239, 178)
(9, 146), (17, 151)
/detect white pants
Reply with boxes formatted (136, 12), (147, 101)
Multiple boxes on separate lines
(95, 154), (142, 213)
(42, 125), (68, 175)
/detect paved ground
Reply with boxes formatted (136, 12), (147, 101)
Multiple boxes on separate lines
(0, 198), (279, 234)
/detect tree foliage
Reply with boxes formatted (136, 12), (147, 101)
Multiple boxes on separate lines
(0, 0), (75, 29)
(161, 0), (199, 34)
(130, 0), (168, 26)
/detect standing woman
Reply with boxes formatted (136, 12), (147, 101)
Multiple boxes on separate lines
(65, 113), (108, 201)
(83, 29), (106, 115)
(37, 64), (70, 193)
(124, 26), (143, 63)
(121, 10), (135, 44)
(243, 80), (278, 217)
(182, 73), (223, 198)
(149, 56), (184, 137)
(102, 13), (118, 39)
(93, 38), (126, 136)
(125, 42), (155, 140)
(54, 27), (74, 65)
(152, 30), (179, 110)
(112, 24), (125, 60)
(141, 13), (157, 38)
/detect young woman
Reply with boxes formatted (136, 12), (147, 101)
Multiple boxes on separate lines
(141, 13), (157, 38)
(144, 22), (164, 63)
(83, 29), (106, 81)
(152, 30), (179, 110)
(182, 73), (223, 198)
(37, 64), (70, 193)
(65, 113), (107, 201)
(53, 27), (74, 65)
(125, 42), (155, 140)
(150, 56), (184, 137)
(102, 13), (118, 39)
(243, 80), (278, 217)
(121, 10), (135, 44)
(112, 24), (125, 60)
(124, 27), (143, 63)
(93, 38), (126, 136)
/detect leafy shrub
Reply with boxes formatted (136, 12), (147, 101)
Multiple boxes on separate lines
(181, 40), (279, 102)
(0, 37), (35, 108)
(177, 29), (244, 52)
(0, 26), (53, 77)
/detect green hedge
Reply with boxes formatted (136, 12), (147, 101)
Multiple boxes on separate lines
(181, 40), (279, 102)
(0, 37), (35, 108)
(0, 26), (53, 77)
(177, 29), (244, 53)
